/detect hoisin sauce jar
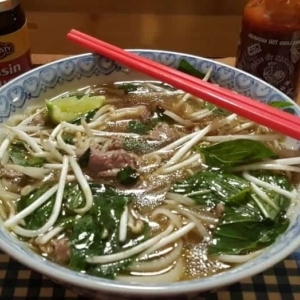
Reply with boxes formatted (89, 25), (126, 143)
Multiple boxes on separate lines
(0, 0), (32, 86)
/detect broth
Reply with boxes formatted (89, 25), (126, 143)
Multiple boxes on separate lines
(0, 80), (298, 283)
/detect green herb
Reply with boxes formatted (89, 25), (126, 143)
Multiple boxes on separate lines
(177, 59), (206, 80)
(208, 218), (289, 255)
(78, 148), (91, 168)
(268, 101), (295, 115)
(153, 107), (174, 124)
(171, 171), (251, 207)
(66, 92), (86, 99)
(118, 83), (140, 94)
(9, 142), (45, 167)
(17, 185), (55, 230)
(127, 120), (153, 135)
(64, 183), (86, 210)
(171, 169), (291, 255)
(117, 166), (140, 185)
(68, 183), (148, 278)
(71, 108), (98, 125)
(269, 101), (293, 109)
(204, 102), (230, 116)
(197, 139), (277, 169)
(61, 133), (75, 145)
(250, 172), (291, 220)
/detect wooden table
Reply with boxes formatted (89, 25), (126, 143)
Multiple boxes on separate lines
(1, 53), (299, 300)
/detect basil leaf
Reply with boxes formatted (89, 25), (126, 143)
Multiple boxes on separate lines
(177, 59), (206, 79)
(117, 166), (140, 185)
(118, 83), (140, 94)
(250, 172), (291, 220)
(171, 169), (291, 255)
(61, 133), (75, 145)
(153, 107), (174, 124)
(71, 108), (98, 125)
(68, 183), (148, 278)
(204, 102), (230, 116)
(171, 171), (251, 207)
(64, 183), (86, 210)
(208, 217), (289, 255)
(127, 120), (153, 135)
(17, 184), (55, 230)
(269, 101), (293, 109)
(9, 142), (45, 167)
(197, 139), (277, 169)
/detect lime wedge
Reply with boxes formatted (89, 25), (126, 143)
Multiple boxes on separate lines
(46, 95), (106, 124)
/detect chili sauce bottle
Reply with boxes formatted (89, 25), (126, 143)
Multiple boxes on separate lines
(0, 0), (32, 86)
(235, 0), (300, 99)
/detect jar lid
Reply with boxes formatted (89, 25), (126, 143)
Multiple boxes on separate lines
(0, 0), (20, 13)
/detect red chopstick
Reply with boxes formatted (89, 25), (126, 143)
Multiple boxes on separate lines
(67, 29), (300, 141)
(67, 29), (298, 127)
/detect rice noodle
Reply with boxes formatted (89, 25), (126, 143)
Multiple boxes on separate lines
(166, 192), (196, 206)
(86, 225), (174, 264)
(151, 207), (182, 228)
(35, 226), (64, 245)
(215, 249), (264, 264)
(129, 240), (183, 272)
(140, 222), (195, 257)
(117, 258), (184, 284)
(177, 209), (209, 237)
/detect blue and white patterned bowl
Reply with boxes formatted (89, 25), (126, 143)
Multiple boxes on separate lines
(0, 50), (300, 300)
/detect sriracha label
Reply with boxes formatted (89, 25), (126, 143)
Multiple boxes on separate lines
(0, 23), (31, 86)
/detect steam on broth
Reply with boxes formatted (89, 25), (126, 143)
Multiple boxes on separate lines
(0, 77), (299, 283)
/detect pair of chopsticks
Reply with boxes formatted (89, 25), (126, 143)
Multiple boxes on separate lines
(67, 29), (300, 141)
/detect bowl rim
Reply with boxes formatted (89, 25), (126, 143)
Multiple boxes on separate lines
(0, 49), (299, 297)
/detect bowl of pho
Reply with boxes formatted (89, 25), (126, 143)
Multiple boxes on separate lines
(0, 50), (300, 300)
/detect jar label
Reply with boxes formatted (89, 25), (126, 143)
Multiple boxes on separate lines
(236, 23), (300, 99)
(0, 22), (31, 86)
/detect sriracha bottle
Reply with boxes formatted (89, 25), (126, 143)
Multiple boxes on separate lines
(235, 0), (300, 100)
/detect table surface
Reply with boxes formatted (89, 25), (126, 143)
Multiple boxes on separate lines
(1, 54), (300, 300)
